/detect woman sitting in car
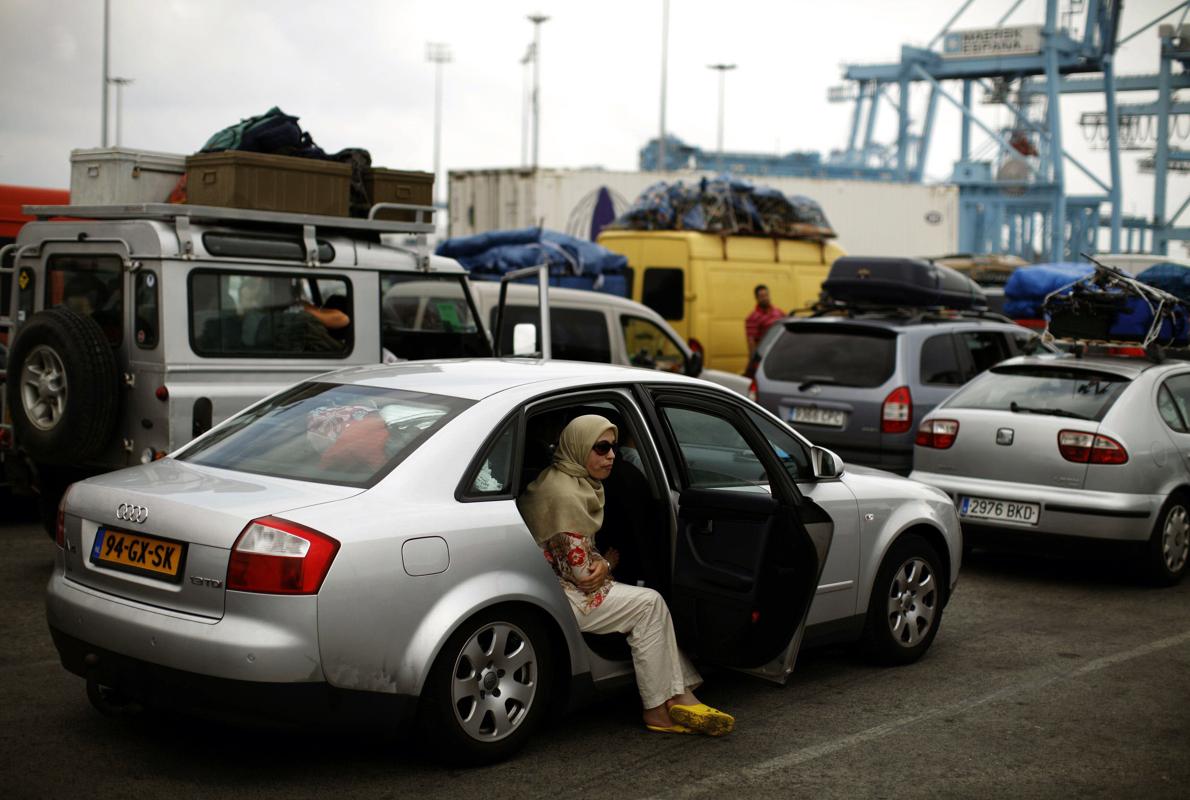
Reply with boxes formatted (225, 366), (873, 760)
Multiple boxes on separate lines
(517, 414), (734, 736)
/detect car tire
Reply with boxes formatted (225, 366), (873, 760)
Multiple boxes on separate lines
(1146, 492), (1190, 587)
(6, 308), (119, 465)
(417, 606), (554, 766)
(862, 533), (945, 666)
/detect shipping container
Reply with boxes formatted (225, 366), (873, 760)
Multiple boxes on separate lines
(447, 168), (959, 258)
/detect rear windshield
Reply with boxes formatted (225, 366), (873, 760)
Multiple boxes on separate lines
(764, 324), (896, 388)
(945, 365), (1131, 421)
(178, 383), (473, 487)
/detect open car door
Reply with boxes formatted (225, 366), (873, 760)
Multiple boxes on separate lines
(648, 389), (833, 683)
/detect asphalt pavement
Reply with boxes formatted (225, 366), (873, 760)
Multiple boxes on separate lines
(2, 499), (1188, 799)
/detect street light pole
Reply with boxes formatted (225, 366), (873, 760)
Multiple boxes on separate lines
(527, 13), (549, 171)
(707, 63), (736, 171)
(109, 76), (133, 146)
(520, 43), (534, 167)
(658, 0), (670, 172)
(426, 42), (453, 207)
(101, 0), (110, 146)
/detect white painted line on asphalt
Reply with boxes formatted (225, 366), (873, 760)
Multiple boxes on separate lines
(653, 629), (1190, 800)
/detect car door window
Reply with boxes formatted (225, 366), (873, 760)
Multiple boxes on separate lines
(490, 306), (611, 362)
(461, 419), (518, 500)
(958, 331), (1012, 379)
(46, 254), (124, 346)
(1162, 375), (1190, 432)
(920, 334), (964, 385)
(659, 404), (772, 489)
(1158, 384), (1187, 433)
(621, 314), (687, 373)
(746, 411), (813, 481)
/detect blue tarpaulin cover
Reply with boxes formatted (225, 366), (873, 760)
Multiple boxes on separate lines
(437, 228), (628, 276)
(1003, 262), (1094, 319)
(1139, 262), (1190, 303)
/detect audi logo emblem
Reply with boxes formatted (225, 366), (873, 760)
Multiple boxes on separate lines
(115, 503), (150, 524)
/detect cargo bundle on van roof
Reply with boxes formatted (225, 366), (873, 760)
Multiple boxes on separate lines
(821, 256), (988, 312)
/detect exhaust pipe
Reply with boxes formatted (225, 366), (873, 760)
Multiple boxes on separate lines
(84, 653), (141, 717)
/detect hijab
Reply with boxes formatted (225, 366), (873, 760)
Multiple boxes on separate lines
(517, 414), (617, 545)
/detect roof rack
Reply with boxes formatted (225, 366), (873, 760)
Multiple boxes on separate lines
(22, 202), (437, 236)
(809, 302), (1014, 325)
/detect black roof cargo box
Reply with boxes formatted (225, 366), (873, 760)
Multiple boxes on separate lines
(823, 256), (987, 310)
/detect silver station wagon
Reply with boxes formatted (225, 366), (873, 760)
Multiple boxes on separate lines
(48, 359), (961, 763)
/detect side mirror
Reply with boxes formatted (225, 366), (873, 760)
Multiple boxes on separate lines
(684, 349), (704, 378)
(810, 445), (844, 480)
(512, 323), (538, 356)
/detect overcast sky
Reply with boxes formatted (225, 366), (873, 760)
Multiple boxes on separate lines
(0, 0), (1183, 222)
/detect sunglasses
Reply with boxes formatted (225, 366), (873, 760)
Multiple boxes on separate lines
(591, 441), (618, 456)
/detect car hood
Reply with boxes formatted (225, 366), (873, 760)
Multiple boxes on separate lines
(841, 462), (952, 504)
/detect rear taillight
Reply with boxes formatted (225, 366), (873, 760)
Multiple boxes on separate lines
(227, 516), (340, 595)
(881, 386), (913, 434)
(915, 419), (959, 449)
(1057, 430), (1129, 465)
(748, 379), (757, 403)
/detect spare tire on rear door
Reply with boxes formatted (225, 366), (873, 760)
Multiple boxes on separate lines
(6, 307), (120, 465)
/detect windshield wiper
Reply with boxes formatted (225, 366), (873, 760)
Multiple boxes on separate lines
(1009, 401), (1091, 420)
(797, 376), (838, 391)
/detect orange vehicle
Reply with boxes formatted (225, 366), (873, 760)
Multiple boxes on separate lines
(1, 184), (70, 347)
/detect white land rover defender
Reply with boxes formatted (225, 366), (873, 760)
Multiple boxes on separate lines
(1, 202), (490, 526)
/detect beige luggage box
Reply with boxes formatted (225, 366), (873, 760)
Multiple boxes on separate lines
(365, 168), (434, 221)
(70, 148), (186, 205)
(186, 151), (350, 216)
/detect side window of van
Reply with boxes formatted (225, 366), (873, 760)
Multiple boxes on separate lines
(920, 334), (964, 386)
(642, 268), (684, 321)
(46, 254), (124, 346)
(489, 306), (611, 363)
(621, 315), (687, 373)
(957, 331), (1012, 380)
(188, 271), (352, 357)
(379, 273), (490, 361)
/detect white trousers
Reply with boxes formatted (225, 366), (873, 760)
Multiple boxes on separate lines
(571, 582), (702, 709)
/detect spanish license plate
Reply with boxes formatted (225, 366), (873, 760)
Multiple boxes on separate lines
(790, 406), (846, 428)
(959, 496), (1040, 526)
(90, 526), (185, 581)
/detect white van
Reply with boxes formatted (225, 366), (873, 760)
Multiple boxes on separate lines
(466, 281), (750, 395)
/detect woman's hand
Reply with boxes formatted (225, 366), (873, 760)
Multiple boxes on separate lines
(574, 557), (609, 593)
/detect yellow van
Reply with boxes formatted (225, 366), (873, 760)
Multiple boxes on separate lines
(596, 230), (845, 374)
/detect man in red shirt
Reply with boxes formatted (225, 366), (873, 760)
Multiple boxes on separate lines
(744, 284), (785, 377)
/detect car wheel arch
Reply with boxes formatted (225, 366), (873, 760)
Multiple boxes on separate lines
(858, 515), (954, 616)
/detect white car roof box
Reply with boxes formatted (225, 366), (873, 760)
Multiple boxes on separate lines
(823, 256), (987, 310)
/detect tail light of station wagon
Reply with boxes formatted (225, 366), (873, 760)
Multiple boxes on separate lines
(1057, 430), (1129, 465)
(227, 516), (341, 595)
(915, 419), (959, 449)
(881, 386), (913, 434)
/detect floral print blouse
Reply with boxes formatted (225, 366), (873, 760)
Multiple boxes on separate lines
(541, 531), (614, 614)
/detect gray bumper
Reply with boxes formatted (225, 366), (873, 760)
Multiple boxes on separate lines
(909, 470), (1160, 542)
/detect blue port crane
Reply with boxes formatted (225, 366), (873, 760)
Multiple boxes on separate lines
(827, 0), (1190, 260)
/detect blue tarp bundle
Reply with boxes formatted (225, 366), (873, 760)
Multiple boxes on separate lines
(608, 175), (835, 239)
(436, 228), (628, 276)
(1003, 262), (1094, 319)
(1139, 262), (1190, 303)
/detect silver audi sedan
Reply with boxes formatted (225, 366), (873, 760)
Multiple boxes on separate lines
(911, 353), (1190, 585)
(48, 359), (960, 764)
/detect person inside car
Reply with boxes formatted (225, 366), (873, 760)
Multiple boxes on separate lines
(516, 414), (734, 736)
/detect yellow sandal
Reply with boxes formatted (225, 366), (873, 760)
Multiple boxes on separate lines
(668, 703), (735, 736)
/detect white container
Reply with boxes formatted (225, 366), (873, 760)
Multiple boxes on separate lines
(447, 167), (960, 258)
(70, 148), (186, 205)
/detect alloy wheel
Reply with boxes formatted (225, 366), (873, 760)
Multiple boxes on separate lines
(19, 345), (68, 431)
(886, 556), (938, 648)
(450, 621), (538, 742)
(1162, 505), (1190, 575)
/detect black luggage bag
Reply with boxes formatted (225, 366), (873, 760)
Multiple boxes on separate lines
(823, 256), (987, 310)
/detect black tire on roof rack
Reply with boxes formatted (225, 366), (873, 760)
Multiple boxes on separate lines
(5, 307), (120, 465)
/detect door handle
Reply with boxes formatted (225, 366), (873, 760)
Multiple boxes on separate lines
(692, 520), (713, 535)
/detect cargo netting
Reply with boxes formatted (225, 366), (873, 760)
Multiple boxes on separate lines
(606, 175), (836, 240)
